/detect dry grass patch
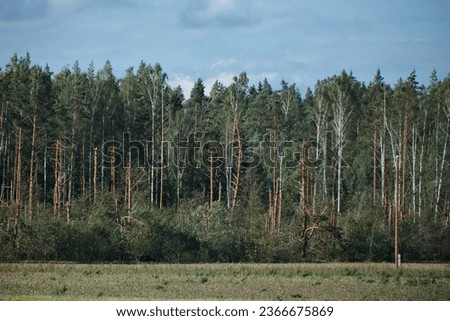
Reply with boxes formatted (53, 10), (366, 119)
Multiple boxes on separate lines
(0, 263), (448, 300)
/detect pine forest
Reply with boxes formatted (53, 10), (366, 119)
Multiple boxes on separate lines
(0, 53), (449, 263)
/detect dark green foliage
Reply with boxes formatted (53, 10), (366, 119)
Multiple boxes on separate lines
(0, 53), (449, 263)
(340, 208), (391, 262)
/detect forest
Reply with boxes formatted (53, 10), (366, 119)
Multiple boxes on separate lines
(0, 53), (449, 263)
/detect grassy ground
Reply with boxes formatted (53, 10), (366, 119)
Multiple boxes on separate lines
(0, 263), (449, 300)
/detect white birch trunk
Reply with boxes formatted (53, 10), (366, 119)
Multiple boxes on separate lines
(159, 86), (165, 209)
(225, 116), (232, 209)
(151, 102), (155, 205)
(331, 87), (350, 214)
(418, 110), (427, 218)
(435, 118), (449, 222)
(411, 125), (417, 219)
(379, 128), (385, 205)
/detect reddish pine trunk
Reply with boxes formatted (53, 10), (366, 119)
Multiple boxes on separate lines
(27, 114), (36, 224)
(231, 116), (242, 210)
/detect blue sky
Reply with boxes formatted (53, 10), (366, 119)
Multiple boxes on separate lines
(1, 0), (449, 95)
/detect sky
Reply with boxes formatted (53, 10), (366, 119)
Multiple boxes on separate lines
(1, 0), (449, 96)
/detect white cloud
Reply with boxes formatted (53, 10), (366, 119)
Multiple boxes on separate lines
(168, 73), (195, 98)
(169, 70), (280, 98)
(178, 0), (258, 28)
(210, 58), (236, 69)
(248, 72), (278, 83)
(206, 0), (236, 16)
(203, 71), (236, 94)
(168, 71), (237, 98)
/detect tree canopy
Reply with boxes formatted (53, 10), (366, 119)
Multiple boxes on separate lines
(0, 54), (449, 263)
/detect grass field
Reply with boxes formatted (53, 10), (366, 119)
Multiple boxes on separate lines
(0, 263), (449, 300)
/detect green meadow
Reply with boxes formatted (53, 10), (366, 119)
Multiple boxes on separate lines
(0, 263), (448, 301)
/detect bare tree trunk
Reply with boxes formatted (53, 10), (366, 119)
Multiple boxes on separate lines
(411, 125), (417, 220)
(331, 87), (350, 214)
(67, 110), (77, 223)
(268, 162), (279, 234)
(267, 188), (272, 231)
(126, 152), (132, 216)
(373, 123), (377, 204)
(43, 140), (47, 208)
(380, 127), (386, 206)
(314, 92), (327, 203)
(100, 117), (105, 191)
(321, 133), (327, 201)
(110, 139), (116, 195)
(226, 167), (232, 210)
(225, 76), (245, 211)
(81, 140), (86, 198)
(231, 115), (242, 210)
(62, 147), (67, 217)
(381, 88), (388, 210)
(27, 114), (37, 224)
(150, 120), (155, 206)
(209, 152), (213, 208)
(401, 108), (409, 220)
(225, 115), (232, 210)
(313, 117), (320, 215)
(159, 87), (165, 209)
(281, 84), (295, 120)
(300, 142), (308, 258)
(418, 110), (427, 218)
(53, 140), (59, 217)
(435, 118), (449, 223)
(93, 146), (98, 203)
(143, 67), (167, 207)
(88, 125), (93, 203)
(67, 147), (74, 224)
(394, 155), (400, 269)
(111, 139), (118, 212)
(273, 176), (279, 234)
(53, 139), (62, 217)
(383, 89), (402, 232)
(14, 127), (22, 248)
(58, 141), (64, 218)
(150, 95), (155, 206)
(277, 153), (283, 234)
(159, 137), (164, 209)
(0, 105), (6, 202)
(336, 146), (342, 214)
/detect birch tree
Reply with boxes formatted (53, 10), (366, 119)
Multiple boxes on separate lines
(434, 76), (450, 223)
(311, 80), (330, 208)
(137, 62), (167, 207)
(330, 72), (353, 214)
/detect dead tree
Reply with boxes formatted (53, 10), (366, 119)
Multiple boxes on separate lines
(331, 83), (351, 214)
(13, 127), (22, 247)
(53, 139), (63, 217)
